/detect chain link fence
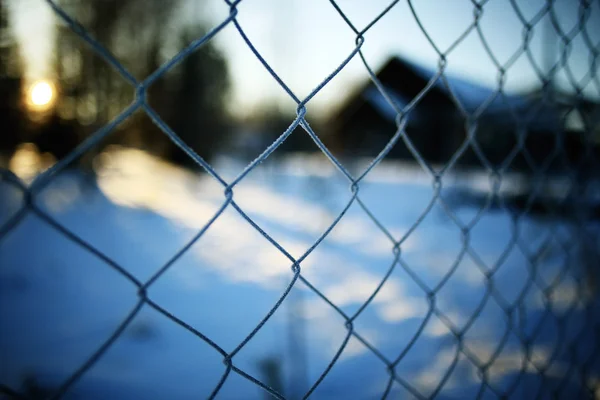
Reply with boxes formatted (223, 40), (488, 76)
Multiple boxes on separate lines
(1, 0), (600, 399)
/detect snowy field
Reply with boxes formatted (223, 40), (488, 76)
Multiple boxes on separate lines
(1, 148), (600, 399)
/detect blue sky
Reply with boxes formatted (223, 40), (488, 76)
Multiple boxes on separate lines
(8, 0), (600, 118)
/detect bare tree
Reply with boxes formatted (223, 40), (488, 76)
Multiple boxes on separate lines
(50, 0), (230, 165)
(0, 0), (24, 162)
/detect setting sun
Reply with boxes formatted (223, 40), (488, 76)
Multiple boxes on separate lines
(27, 80), (56, 111)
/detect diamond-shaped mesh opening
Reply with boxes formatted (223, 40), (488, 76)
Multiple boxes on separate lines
(0, 213), (139, 393)
(62, 306), (228, 399)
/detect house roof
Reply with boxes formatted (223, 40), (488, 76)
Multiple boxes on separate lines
(370, 56), (531, 116)
(332, 56), (577, 132)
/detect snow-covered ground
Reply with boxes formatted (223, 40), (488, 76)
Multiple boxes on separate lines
(1, 148), (600, 399)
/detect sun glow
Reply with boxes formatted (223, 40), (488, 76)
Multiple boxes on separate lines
(27, 80), (56, 111)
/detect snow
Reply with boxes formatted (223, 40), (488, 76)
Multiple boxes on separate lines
(402, 58), (531, 115)
(363, 86), (413, 123)
(366, 58), (561, 131)
(1, 148), (599, 399)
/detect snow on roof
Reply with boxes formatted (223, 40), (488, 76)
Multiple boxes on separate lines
(399, 57), (529, 114)
(363, 57), (562, 130)
(362, 86), (410, 122)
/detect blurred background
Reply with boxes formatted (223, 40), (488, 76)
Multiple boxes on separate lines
(1, 0), (600, 399)
(1, 0), (599, 172)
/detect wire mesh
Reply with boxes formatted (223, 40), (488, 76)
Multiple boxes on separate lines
(1, 0), (600, 399)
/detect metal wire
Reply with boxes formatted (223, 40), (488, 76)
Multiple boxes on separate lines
(1, 0), (600, 399)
